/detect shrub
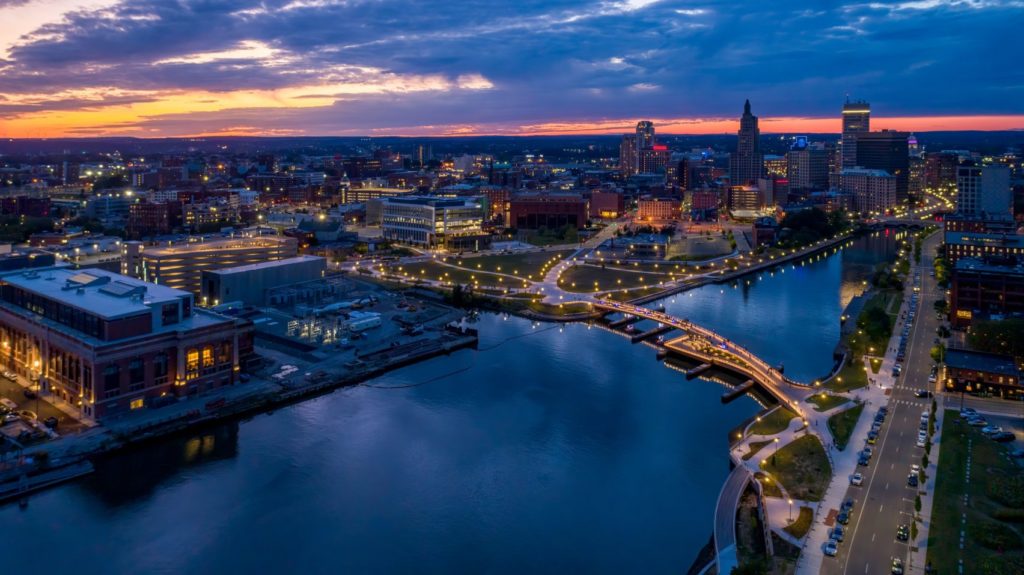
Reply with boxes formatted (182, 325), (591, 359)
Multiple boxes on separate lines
(988, 476), (1024, 509)
(969, 519), (1024, 550)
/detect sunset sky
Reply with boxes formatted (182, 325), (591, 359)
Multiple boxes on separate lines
(0, 0), (1022, 138)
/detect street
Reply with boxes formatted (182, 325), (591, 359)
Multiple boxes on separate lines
(823, 231), (942, 575)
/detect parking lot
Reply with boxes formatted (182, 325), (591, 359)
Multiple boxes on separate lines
(0, 370), (88, 448)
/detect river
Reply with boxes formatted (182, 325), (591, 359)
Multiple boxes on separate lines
(0, 231), (900, 573)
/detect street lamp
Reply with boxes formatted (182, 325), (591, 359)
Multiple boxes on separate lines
(788, 498), (793, 523)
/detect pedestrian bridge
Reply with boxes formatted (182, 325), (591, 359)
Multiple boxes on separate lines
(594, 301), (808, 399)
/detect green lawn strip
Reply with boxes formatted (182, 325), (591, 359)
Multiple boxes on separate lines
(754, 472), (784, 498)
(928, 410), (1024, 573)
(762, 435), (831, 502)
(743, 440), (773, 461)
(444, 249), (573, 280)
(749, 406), (798, 436)
(807, 393), (851, 412)
(827, 402), (864, 451)
(825, 358), (869, 392)
(783, 506), (814, 539)
(388, 261), (524, 288)
(560, 264), (670, 293)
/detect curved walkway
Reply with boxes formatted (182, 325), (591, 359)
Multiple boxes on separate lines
(715, 464), (752, 575)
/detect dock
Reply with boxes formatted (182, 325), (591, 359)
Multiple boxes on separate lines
(721, 379), (755, 403)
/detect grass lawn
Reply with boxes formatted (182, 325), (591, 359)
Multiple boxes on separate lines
(928, 411), (1024, 574)
(807, 393), (850, 412)
(762, 435), (831, 502)
(827, 402), (864, 451)
(749, 406), (798, 436)
(446, 249), (573, 280)
(783, 506), (814, 539)
(387, 261), (525, 289)
(743, 440), (773, 461)
(560, 264), (669, 293)
(825, 358), (869, 392)
(754, 472), (783, 498)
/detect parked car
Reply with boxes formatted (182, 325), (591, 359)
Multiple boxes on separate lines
(991, 432), (1016, 443)
(0, 397), (16, 411)
(897, 524), (910, 542)
(858, 455), (870, 466)
(960, 407), (977, 416)
(867, 431), (878, 445)
(842, 499), (855, 513)
(968, 418), (988, 427)
(915, 389), (933, 398)
(911, 464), (920, 475)
(17, 410), (36, 421)
(892, 557), (905, 575)
(837, 510), (850, 525)
(2, 370), (17, 381)
(22, 387), (37, 399)
(981, 425), (1003, 436)
(43, 416), (58, 429)
(831, 524), (845, 542)
(824, 540), (838, 557)
(850, 473), (863, 486)
(2, 413), (19, 425)
(907, 474), (919, 487)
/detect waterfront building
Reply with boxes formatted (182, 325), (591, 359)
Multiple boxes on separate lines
(122, 235), (298, 296)
(729, 100), (763, 186)
(943, 227), (1024, 264)
(0, 267), (254, 421)
(841, 99), (871, 169)
(201, 256), (327, 307)
(949, 257), (1024, 328)
(855, 130), (910, 204)
(379, 196), (488, 250)
(840, 168), (897, 214)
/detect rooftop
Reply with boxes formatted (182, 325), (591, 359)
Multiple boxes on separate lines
(0, 267), (187, 320)
(954, 257), (1024, 275)
(945, 348), (1021, 376)
(208, 255), (326, 277)
(141, 235), (293, 256)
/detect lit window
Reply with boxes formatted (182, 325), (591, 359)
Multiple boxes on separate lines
(130, 397), (144, 410)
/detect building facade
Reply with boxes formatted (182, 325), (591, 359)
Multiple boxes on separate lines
(729, 100), (763, 186)
(379, 196), (488, 249)
(0, 268), (253, 421)
(840, 168), (897, 214)
(508, 193), (588, 230)
(949, 257), (1024, 328)
(201, 256), (327, 307)
(855, 130), (910, 203)
(841, 99), (870, 169)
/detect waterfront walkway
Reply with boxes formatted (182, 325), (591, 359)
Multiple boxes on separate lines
(714, 464), (752, 574)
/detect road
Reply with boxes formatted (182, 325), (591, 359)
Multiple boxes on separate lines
(824, 231), (943, 575)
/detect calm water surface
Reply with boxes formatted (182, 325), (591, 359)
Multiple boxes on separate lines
(0, 231), (899, 574)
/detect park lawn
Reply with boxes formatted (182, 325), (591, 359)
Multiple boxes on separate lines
(749, 406), (797, 436)
(827, 403), (864, 451)
(390, 261), (528, 290)
(560, 264), (670, 293)
(743, 440), (773, 461)
(446, 249), (573, 280)
(825, 358), (869, 392)
(783, 506), (814, 539)
(754, 472), (784, 498)
(928, 411), (1024, 574)
(762, 435), (831, 502)
(807, 393), (850, 412)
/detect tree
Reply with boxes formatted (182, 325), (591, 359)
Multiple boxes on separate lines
(967, 319), (1024, 359)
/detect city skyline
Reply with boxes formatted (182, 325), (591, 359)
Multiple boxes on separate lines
(1, 0), (1023, 138)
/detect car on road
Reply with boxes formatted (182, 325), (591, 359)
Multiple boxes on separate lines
(968, 418), (988, 427)
(991, 431), (1016, 443)
(23, 387), (37, 399)
(837, 510), (850, 525)
(43, 416), (58, 429)
(17, 409), (36, 421)
(2, 413), (19, 425)
(851, 472), (863, 486)
(892, 557), (905, 575)
(960, 407), (977, 416)
(981, 425), (1003, 436)
(2, 370), (16, 381)
(824, 540), (838, 557)
(908, 474), (919, 488)
(867, 431), (878, 444)
(831, 524), (845, 542)
(915, 389), (933, 398)
(897, 524), (910, 542)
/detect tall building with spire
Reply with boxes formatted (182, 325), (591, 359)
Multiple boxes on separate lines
(636, 121), (655, 150)
(841, 99), (871, 169)
(729, 100), (763, 186)
(620, 121), (656, 177)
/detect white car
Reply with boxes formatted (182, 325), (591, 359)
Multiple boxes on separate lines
(916, 437), (926, 448)
(911, 464), (920, 475)
(851, 473), (864, 486)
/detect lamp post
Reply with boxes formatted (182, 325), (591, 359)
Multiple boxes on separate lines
(788, 498), (794, 523)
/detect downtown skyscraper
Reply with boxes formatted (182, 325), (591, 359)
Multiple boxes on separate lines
(841, 99), (871, 168)
(620, 120), (656, 177)
(729, 100), (762, 186)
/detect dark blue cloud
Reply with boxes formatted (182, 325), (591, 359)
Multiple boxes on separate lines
(1, 0), (1020, 129)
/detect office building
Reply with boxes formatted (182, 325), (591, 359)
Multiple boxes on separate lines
(123, 235), (299, 296)
(856, 130), (910, 203)
(636, 121), (655, 151)
(589, 190), (624, 219)
(637, 198), (681, 223)
(620, 135), (638, 177)
(509, 193), (588, 230)
(950, 257), (1024, 328)
(841, 99), (870, 169)
(730, 100), (763, 186)
(925, 152), (959, 190)
(201, 256), (327, 307)
(956, 164), (1012, 219)
(0, 267), (253, 421)
(379, 196), (488, 250)
(840, 168), (897, 214)
(728, 185), (763, 212)
(639, 145), (672, 175)
(943, 348), (1022, 397)
(787, 140), (829, 192)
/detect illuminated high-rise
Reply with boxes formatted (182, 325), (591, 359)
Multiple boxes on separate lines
(841, 99), (871, 169)
(729, 99), (762, 186)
